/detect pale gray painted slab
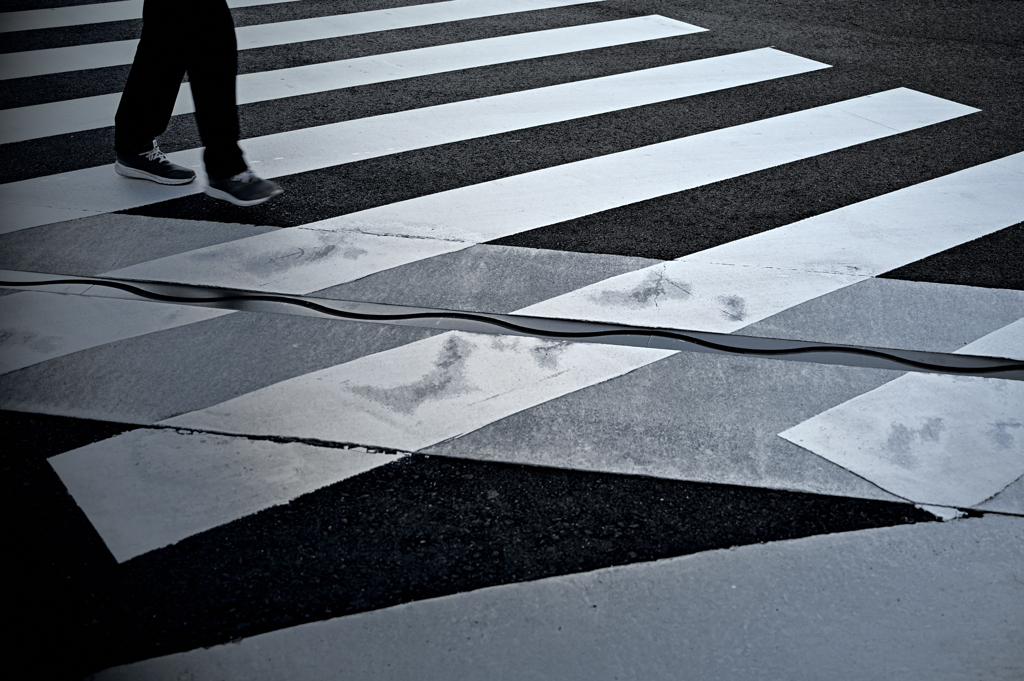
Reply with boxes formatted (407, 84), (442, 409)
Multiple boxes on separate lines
(0, 47), (830, 233)
(50, 429), (400, 563)
(781, 320), (1024, 508)
(2, 16), (704, 143)
(0, 214), (276, 276)
(0, 290), (231, 374)
(313, 245), (661, 314)
(426, 350), (905, 502)
(164, 332), (675, 452)
(0, 0), (602, 79)
(0, 310), (439, 424)
(94, 515), (1024, 681)
(742, 277), (1024, 354)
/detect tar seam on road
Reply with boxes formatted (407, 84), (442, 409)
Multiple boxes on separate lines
(4, 276), (1023, 378)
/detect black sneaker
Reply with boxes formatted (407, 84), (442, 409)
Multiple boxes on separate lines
(114, 144), (196, 185)
(205, 170), (284, 206)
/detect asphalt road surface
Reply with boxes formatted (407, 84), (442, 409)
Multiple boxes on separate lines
(1, 1), (1022, 679)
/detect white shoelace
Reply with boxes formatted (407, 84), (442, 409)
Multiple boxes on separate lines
(142, 144), (169, 163)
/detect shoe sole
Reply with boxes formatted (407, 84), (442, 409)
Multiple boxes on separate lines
(204, 185), (284, 207)
(114, 162), (195, 185)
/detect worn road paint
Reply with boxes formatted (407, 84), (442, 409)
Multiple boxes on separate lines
(0, 290), (231, 375)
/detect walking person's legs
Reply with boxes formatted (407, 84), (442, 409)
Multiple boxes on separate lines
(114, 0), (282, 204)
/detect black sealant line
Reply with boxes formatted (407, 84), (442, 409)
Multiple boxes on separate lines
(5, 276), (1024, 378)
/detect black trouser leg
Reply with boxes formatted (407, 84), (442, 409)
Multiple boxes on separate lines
(115, 0), (246, 178)
(113, 0), (186, 155)
(186, 0), (247, 178)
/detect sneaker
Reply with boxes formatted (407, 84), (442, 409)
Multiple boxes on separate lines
(114, 144), (196, 185)
(205, 170), (284, 206)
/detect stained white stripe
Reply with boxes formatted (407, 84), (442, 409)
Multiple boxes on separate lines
(780, 319), (1024, 508)
(519, 151), (1022, 333)
(0, 0), (296, 33)
(0, 0), (604, 79)
(0, 290), (231, 375)
(0, 48), (829, 234)
(107, 227), (472, 293)
(162, 331), (676, 452)
(49, 428), (399, 562)
(0, 16), (705, 144)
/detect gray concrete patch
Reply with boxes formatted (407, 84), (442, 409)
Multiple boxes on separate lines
(94, 514), (1024, 681)
(0, 213), (277, 276)
(311, 243), (661, 313)
(426, 350), (906, 502)
(741, 277), (1024, 353)
(0, 310), (439, 424)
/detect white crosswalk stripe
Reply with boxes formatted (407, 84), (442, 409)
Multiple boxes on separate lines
(0, 47), (828, 233)
(0, 0), (605, 79)
(105, 88), (978, 296)
(518, 152), (1024, 332)
(0, 0), (297, 33)
(0, 16), (704, 144)
(3, 2), (1023, 670)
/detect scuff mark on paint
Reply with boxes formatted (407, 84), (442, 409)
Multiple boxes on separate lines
(986, 420), (1022, 449)
(351, 335), (477, 415)
(884, 417), (945, 467)
(342, 247), (368, 260)
(588, 269), (691, 309)
(530, 340), (569, 370)
(717, 295), (747, 322)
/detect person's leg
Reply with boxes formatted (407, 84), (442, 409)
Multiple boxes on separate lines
(185, 0), (247, 179)
(113, 0), (187, 156)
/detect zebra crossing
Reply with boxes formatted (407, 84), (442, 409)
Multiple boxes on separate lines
(1, 0), (1022, 678)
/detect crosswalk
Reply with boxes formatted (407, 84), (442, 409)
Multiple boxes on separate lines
(1, 1), (1022, 678)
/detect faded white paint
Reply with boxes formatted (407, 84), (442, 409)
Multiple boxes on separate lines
(0, 0), (605, 79)
(162, 331), (676, 452)
(49, 428), (399, 562)
(0, 17), (705, 144)
(780, 319), (1024, 508)
(519, 152), (1023, 334)
(0, 290), (230, 375)
(0, 48), (829, 233)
